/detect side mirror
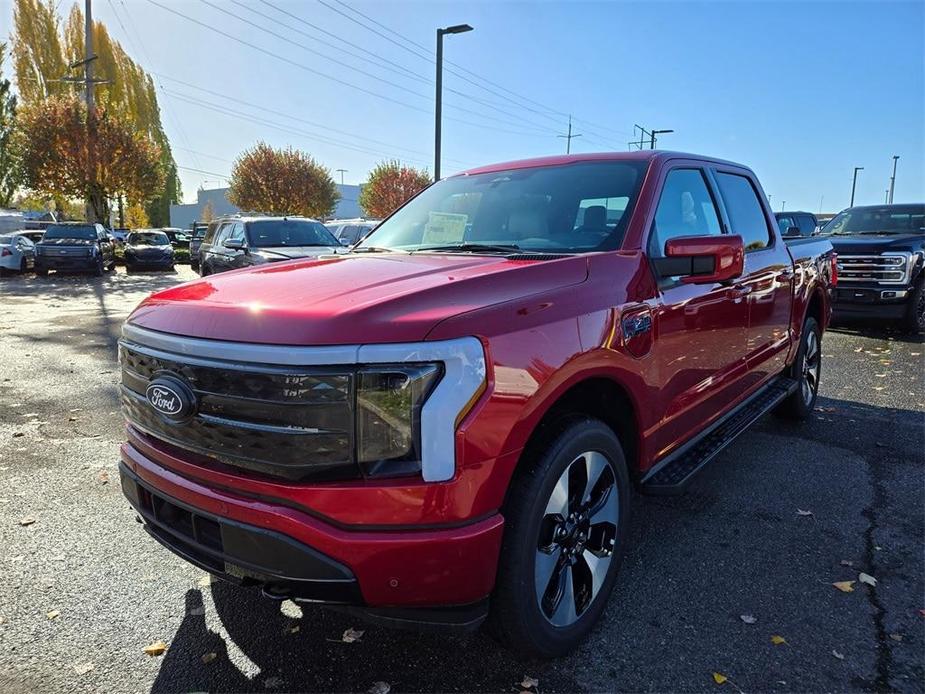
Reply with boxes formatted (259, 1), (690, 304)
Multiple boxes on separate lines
(656, 234), (744, 284)
(224, 238), (245, 250)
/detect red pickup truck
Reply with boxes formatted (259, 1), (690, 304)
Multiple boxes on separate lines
(118, 151), (835, 657)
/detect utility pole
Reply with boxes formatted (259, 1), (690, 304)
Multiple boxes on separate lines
(781, 201), (786, 212)
(818, 194), (824, 213)
(434, 23), (473, 181)
(885, 190), (890, 203)
(557, 115), (582, 154)
(84, 0), (97, 223)
(335, 169), (347, 185)
(633, 125), (650, 151)
(649, 128), (674, 149)
(850, 166), (864, 207)
(888, 155), (899, 203)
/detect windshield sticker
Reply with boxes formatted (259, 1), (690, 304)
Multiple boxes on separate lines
(422, 212), (468, 245)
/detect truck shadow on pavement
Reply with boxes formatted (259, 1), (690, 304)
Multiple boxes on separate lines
(148, 396), (924, 694)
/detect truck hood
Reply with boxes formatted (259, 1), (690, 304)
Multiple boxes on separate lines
(828, 233), (925, 255)
(128, 253), (589, 345)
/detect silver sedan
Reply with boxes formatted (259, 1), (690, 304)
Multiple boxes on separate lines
(0, 233), (36, 275)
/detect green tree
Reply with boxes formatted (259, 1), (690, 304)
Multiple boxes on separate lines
(0, 43), (19, 206)
(359, 161), (432, 218)
(10, 0), (68, 103)
(228, 142), (339, 218)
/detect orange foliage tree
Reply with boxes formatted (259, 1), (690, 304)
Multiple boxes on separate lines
(359, 160), (432, 218)
(227, 142), (339, 218)
(14, 95), (163, 222)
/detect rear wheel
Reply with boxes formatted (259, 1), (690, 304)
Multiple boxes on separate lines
(776, 316), (821, 419)
(19, 258), (28, 273)
(490, 418), (630, 658)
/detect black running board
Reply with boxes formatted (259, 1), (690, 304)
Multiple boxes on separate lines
(640, 377), (799, 495)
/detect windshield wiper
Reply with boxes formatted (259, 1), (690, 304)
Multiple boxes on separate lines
(349, 246), (396, 253)
(413, 243), (521, 254)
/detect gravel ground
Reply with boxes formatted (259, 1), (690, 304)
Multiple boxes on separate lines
(0, 267), (922, 694)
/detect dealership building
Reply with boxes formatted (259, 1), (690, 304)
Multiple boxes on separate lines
(169, 184), (363, 228)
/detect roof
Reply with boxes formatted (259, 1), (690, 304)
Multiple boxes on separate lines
(457, 150), (746, 176)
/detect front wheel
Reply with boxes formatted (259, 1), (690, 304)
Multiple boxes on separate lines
(900, 280), (924, 334)
(490, 418), (631, 658)
(776, 316), (821, 419)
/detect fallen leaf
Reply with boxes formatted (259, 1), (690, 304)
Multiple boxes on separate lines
(143, 641), (167, 657)
(858, 572), (877, 587)
(287, 624), (300, 634)
(73, 662), (94, 675)
(889, 633), (903, 642)
(342, 627), (365, 643)
(712, 672), (728, 685)
(796, 509), (814, 517)
(97, 470), (110, 484)
(201, 652), (217, 664)
(740, 614), (757, 624)
(12, 432), (24, 438)
(68, 417), (77, 422)
(46, 610), (60, 620)
(18, 516), (36, 526)
(521, 675), (539, 689)
(771, 635), (787, 645)
(832, 650), (844, 660)
(368, 683), (390, 694)
(833, 581), (855, 593)
(0, 616), (6, 624)
(840, 560), (855, 567)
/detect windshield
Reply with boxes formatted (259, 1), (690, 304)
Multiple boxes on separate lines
(356, 161), (647, 254)
(823, 205), (925, 235)
(43, 225), (96, 240)
(246, 220), (338, 247)
(128, 232), (170, 246)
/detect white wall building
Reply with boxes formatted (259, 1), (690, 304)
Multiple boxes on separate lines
(169, 184), (363, 228)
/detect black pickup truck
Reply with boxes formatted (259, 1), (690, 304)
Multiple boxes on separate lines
(821, 204), (924, 333)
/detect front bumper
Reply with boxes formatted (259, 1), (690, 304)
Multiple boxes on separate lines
(126, 255), (174, 268)
(119, 440), (504, 622)
(832, 285), (911, 320)
(35, 255), (96, 271)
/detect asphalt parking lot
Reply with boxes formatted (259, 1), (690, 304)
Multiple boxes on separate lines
(0, 267), (922, 694)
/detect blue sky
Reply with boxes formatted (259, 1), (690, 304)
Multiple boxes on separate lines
(2, 0), (923, 212)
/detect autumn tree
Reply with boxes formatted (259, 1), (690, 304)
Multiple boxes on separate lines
(124, 201), (149, 229)
(228, 142), (339, 218)
(14, 95), (164, 222)
(200, 199), (215, 223)
(11, 0), (180, 224)
(359, 161), (432, 218)
(0, 43), (18, 206)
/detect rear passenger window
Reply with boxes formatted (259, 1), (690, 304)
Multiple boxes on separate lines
(797, 214), (816, 235)
(649, 169), (722, 257)
(715, 173), (771, 251)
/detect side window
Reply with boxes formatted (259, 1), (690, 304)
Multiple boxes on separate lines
(715, 172), (771, 251)
(777, 215), (796, 236)
(797, 214), (816, 235)
(96, 225), (106, 241)
(214, 223), (232, 245)
(649, 169), (722, 257)
(229, 223), (245, 243)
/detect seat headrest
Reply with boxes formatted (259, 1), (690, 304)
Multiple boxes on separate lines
(582, 205), (607, 228)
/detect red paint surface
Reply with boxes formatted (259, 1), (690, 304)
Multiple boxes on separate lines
(122, 151), (834, 608)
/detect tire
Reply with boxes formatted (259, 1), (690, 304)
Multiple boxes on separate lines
(900, 279), (924, 334)
(19, 258), (28, 273)
(489, 417), (631, 658)
(776, 316), (821, 420)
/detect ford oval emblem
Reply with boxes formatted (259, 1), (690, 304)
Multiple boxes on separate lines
(145, 376), (196, 420)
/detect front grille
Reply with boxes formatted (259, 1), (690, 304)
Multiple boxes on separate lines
(119, 342), (357, 481)
(836, 253), (911, 284)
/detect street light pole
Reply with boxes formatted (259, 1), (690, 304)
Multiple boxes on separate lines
(434, 23), (473, 181)
(888, 155), (899, 203)
(850, 166), (864, 207)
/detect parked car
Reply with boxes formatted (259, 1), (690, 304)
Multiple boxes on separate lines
(124, 230), (176, 272)
(161, 227), (190, 247)
(775, 211), (818, 237)
(118, 151), (835, 657)
(17, 230), (46, 245)
(111, 228), (130, 244)
(34, 222), (116, 276)
(325, 219), (379, 246)
(188, 223), (209, 272)
(820, 203), (924, 332)
(198, 216), (341, 276)
(0, 233), (36, 275)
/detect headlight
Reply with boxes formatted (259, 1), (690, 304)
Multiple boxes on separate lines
(356, 364), (441, 478)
